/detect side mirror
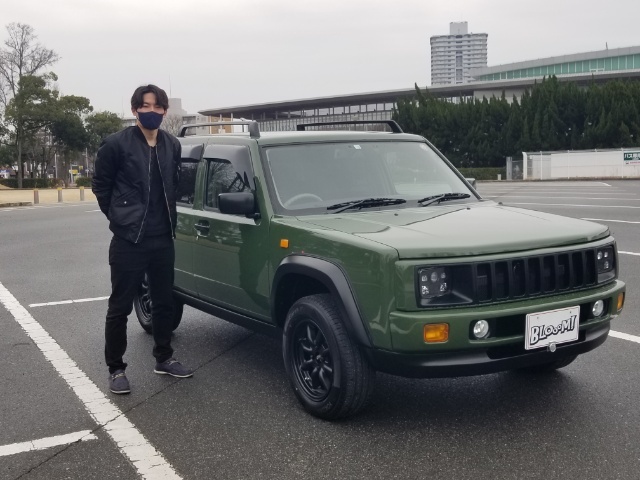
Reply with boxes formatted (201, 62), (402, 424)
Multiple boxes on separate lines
(218, 192), (258, 217)
(465, 177), (477, 189)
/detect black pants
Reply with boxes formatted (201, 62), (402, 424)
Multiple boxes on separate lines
(105, 234), (175, 373)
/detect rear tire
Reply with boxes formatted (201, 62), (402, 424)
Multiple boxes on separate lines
(516, 355), (578, 373)
(283, 294), (375, 420)
(133, 273), (183, 334)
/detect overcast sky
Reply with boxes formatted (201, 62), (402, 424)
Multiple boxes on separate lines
(3, 0), (640, 116)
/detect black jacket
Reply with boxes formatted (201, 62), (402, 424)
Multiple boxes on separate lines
(92, 126), (181, 243)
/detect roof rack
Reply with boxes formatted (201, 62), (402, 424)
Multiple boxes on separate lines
(296, 120), (403, 133)
(179, 121), (260, 138)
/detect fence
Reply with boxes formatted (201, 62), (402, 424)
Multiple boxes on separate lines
(522, 149), (640, 180)
(506, 157), (524, 180)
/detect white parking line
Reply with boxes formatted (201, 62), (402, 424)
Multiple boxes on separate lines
(620, 251), (640, 256)
(581, 218), (640, 224)
(502, 202), (640, 209)
(483, 182), (613, 187)
(610, 331), (640, 344)
(30, 296), (109, 308)
(0, 282), (182, 479)
(0, 430), (97, 457)
(485, 196), (640, 201)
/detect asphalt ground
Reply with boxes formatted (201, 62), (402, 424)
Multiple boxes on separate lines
(0, 180), (639, 480)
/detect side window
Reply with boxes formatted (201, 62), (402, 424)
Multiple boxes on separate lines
(203, 144), (254, 210)
(176, 161), (198, 206)
(176, 144), (203, 206)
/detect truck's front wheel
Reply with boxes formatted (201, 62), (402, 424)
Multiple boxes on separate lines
(283, 294), (374, 420)
(133, 273), (183, 334)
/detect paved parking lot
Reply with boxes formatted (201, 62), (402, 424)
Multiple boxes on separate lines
(1, 180), (639, 480)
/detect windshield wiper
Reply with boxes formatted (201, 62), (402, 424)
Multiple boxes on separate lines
(327, 197), (406, 214)
(417, 192), (471, 207)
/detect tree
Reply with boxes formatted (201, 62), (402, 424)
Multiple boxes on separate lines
(394, 76), (640, 170)
(86, 111), (122, 150)
(4, 73), (59, 185)
(0, 144), (13, 169)
(47, 95), (94, 184)
(162, 113), (184, 136)
(85, 111), (122, 175)
(0, 22), (59, 187)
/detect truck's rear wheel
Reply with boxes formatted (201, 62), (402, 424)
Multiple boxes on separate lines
(133, 273), (183, 334)
(283, 294), (374, 420)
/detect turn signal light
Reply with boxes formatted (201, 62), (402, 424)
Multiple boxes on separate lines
(617, 292), (625, 312)
(424, 323), (449, 343)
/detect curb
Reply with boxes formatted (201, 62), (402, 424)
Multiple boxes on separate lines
(0, 202), (32, 208)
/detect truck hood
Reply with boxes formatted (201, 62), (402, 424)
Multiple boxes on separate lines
(300, 202), (609, 259)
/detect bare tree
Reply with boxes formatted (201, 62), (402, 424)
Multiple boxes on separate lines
(0, 23), (59, 187)
(0, 23), (59, 109)
(162, 114), (184, 136)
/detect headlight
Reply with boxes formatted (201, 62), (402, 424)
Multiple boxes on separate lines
(472, 320), (490, 339)
(596, 246), (614, 273)
(418, 267), (450, 299)
(592, 300), (605, 317)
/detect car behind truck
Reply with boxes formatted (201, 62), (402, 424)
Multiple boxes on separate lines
(134, 120), (625, 420)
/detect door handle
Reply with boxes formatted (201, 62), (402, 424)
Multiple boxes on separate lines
(194, 221), (210, 236)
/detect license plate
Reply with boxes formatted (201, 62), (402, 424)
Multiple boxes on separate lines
(525, 306), (580, 350)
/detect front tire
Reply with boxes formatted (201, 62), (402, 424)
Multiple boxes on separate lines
(283, 294), (375, 420)
(516, 354), (578, 373)
(133, 273), (183, 334)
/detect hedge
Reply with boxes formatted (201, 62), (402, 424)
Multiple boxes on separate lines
(0, 178), (57, 188)
(457, 167), (506, 181)
(74, 177), (92, 187)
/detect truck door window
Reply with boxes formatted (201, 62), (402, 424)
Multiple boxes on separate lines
(177, 160), (198, 206)
(203, 145), (254, 210)
(177, 144), (203, 206)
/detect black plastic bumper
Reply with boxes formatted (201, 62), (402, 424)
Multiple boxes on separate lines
(364, 323), (610, 378)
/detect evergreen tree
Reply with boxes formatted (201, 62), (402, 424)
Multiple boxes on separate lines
(394, 75), (640, 169)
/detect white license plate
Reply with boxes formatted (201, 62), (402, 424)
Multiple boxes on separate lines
(525, 306), (580, 350)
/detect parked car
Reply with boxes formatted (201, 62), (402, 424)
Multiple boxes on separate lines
(134, 120), (625, 420)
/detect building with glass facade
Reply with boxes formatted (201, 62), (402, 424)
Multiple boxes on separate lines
(199, 46), (640, 130)
(472, 46), (640, 82)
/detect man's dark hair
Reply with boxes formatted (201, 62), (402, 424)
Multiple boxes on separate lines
(130, 84), (169, 111)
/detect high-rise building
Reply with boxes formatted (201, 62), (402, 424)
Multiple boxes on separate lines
(430, 22), (488, 85)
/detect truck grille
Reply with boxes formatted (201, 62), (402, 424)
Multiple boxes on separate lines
(474, 250), (597, 302)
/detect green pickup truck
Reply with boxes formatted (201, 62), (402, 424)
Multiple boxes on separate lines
(134, 120), (625, 420)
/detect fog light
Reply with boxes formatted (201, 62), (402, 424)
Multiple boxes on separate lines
(424, 323), (449, 343)
(617, 292), (625, 312)
(592, 300), (605, 317)
(472, 320), (490, 339)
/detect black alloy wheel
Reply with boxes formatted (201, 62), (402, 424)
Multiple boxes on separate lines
(291, 320), (334, 401)
(283, 294), (375, 420)
(133, 273), (183, 334)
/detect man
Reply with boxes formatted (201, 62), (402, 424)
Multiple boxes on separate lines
(92, 84), (193, 395)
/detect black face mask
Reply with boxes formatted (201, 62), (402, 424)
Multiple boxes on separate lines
(137, 111), (164, 130)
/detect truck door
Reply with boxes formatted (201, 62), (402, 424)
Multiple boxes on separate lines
(173, 143), (203, 295)
(191, 143), (270, 321)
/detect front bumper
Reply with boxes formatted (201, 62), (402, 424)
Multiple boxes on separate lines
(367, 279), (625, 378)
(365, 323), (609, 378)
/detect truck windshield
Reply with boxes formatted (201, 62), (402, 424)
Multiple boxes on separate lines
(264, 141), (476, 212)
